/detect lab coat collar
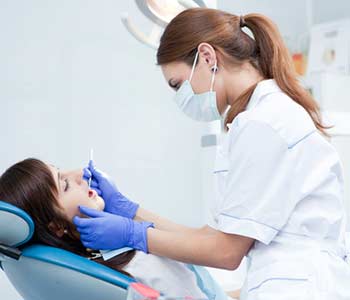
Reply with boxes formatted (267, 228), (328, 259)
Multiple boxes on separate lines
(227, 79), (281, 129)
(246, 79), (281, 111)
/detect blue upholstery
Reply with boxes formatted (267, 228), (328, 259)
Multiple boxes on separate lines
(0, 200), (34, 247)
(22, 244), (135, 289)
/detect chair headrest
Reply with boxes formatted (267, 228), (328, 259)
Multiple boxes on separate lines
(0, 200), (34, 247)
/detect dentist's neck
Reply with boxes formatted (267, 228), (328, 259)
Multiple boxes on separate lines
(224, 62), (264, 106)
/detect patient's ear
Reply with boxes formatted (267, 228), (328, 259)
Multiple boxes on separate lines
(48, 222), (65, 238)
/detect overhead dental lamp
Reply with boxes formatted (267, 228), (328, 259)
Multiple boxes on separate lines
(121, 0), (216, 49)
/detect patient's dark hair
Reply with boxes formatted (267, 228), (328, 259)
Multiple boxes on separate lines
(0, 158), (135, 277)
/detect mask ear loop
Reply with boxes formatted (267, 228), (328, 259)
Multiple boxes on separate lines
(189, 51), (199, 82)
(210, 61), (217, 92)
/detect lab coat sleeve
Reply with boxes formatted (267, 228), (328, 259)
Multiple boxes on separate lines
(216, 119), (295, 245)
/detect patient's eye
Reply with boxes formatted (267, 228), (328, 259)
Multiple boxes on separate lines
(64, 179), (70, 192)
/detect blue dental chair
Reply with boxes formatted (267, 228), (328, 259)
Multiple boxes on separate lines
(0, 200), (136, 300)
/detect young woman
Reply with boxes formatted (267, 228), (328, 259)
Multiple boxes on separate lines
(74, 7), (350, 300)
(0, 158), (220, 298)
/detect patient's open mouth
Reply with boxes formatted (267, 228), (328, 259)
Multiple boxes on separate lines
(88, 189), (96, 199)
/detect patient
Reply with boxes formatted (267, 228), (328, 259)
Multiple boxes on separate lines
(0, 158), (213, 298)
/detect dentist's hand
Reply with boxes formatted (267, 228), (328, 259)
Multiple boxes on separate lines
(74, 206), (153, 252)
(83, 160), (139, 219)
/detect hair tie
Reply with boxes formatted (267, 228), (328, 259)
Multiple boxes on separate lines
(239, 15), (246, 28)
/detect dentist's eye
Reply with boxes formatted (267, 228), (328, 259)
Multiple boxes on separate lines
(64, 179), (70, 192)
(168, 79), (179, 90)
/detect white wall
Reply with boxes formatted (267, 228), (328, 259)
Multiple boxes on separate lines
(313, 0), (350, 24)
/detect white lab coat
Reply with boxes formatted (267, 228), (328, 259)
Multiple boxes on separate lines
(208, 79), (350, 299)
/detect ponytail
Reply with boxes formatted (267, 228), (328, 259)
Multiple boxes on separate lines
(226, 14), (330, 135)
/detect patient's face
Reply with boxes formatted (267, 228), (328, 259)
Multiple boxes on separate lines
(48, 164), (105, 221)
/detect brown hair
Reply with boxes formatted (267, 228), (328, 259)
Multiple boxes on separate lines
(0, 158), (135, 277)
(157, 8), (329, 135)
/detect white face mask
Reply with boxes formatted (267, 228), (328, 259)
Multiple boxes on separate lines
(173, 51), (222, 122)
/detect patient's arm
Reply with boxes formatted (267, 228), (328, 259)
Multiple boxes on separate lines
(134, 207), (199, 233)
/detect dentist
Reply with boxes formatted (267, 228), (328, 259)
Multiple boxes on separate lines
(74, 8), (350, 299)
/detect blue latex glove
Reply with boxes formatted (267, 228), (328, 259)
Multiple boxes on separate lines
(73, 206), (153, 252)
(83, 160), (139, 219)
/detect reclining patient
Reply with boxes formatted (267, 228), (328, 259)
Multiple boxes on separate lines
(0, 158), (224, 299)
